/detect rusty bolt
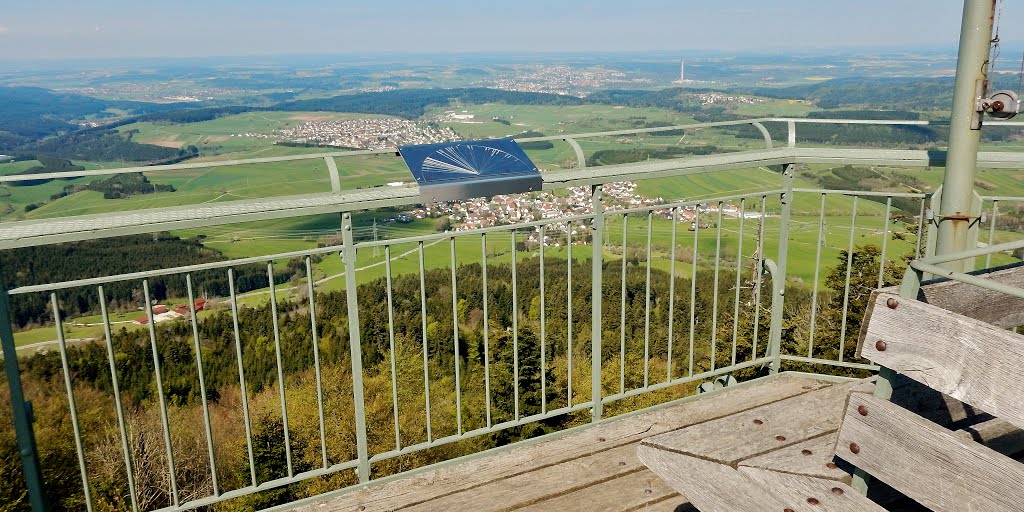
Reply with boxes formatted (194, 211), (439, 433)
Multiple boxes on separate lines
(857, 405), (869, 416)
(886, 297), (898, 309)
(801, 449), (813, 456)
(831, 487), (845, 496)
(849, 443), (860, 454)
(993, 100), (1005, 112)
(825, 462), (838, 469)
(807, 497), (820, 505)
(875, 340), (887, 351)
(776, 435), (787, 441)
(753, 419), (764, 425)
(784, 509), (795, 512)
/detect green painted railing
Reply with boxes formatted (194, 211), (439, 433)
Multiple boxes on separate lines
(2, 118), (1024, 511)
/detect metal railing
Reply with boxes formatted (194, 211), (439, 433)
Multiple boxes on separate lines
(2, 118), (1024, 511)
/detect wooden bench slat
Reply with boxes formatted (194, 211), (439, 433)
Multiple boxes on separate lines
(738, 466), (884, 511)
(643, 379), (874, 465)
(860, 292), (1024, 431)
(739, 432), (852, 482)
(637, 445), (792, 512)
(836, 394), (1024, 512)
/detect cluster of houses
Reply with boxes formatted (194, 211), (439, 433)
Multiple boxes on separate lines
(134, 298), (207, 325)
(397, 181), (764, 247)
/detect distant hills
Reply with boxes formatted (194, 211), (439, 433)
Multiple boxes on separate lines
(0, 76), (963, 163)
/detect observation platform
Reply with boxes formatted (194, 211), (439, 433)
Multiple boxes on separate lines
(300, 374), (857, 512)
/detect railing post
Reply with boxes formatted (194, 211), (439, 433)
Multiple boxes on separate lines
(341, 213), (370, 483)
(589, 184), (604, 422)
(769, 163), (795, 373)
(762, 259), (784, 375)
(564, 138), (586, 169)
(0, 283), (47, 511)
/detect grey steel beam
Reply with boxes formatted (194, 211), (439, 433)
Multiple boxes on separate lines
(934, 0), (997, 271)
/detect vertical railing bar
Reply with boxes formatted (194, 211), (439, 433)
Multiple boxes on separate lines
(539, 225), (547, 415)
(732, 198), (745, 366)
(267, 261), (293, 477)
(141, 280), (179, 505)
(418, 241), (432, 442)
(228, 269), (257, 487)
(385, 247), (401, 449)
(590, 185), (604, 422)
(304, 257), (330, 468)
(481, 232), (492, 427)
(51, 294), (94, 512)
(877, 197), (893, 289)
(986, 200), (999, 268)
(619, 214), (627, 394)
(807, 193), (827, 358)
(838, 196), (859, 362)
(667, 207), (678, 382)
(688, 204), (700, 377)
(566, 233), (573, 408)
(511, 230), (520, 421)
(643, 211), (652, 388)
(450, 237), (463, 434)
(710, 202), (723, 371)
(97, 286), (140, 511)
(915, 197), (927, 258)
(341, 213), (369, 483)
(184, 276), (219, 496)
(752, 196), (766, 358)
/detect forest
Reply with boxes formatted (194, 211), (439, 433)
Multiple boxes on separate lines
(1, 234), (307, 329)
(0, 240), (897, 511)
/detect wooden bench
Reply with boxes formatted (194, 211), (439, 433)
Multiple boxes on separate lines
(638, 263), (1024, 511)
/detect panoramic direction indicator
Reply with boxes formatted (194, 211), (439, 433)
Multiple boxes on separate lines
(400, 139), (542, 202)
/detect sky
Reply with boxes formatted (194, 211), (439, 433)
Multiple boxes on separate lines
(0, 0), (1021, 60)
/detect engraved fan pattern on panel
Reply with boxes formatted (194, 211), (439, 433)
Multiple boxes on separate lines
(420, 145), (531, 179)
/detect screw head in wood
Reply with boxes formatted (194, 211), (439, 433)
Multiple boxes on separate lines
(801, 449), (813, 456)
(886, 297), (898, 309)
(825, 462), (838, 469)
(776, 435), (787, 441)
(857, 405), (869, 416)
(807, 497), (820, 505)
(784, 509), (795, 512)
(753, 419), (764, 425)
(831, 487), (845, 496)
(875, 340), (887, 351)
(849, 443), (860, 454)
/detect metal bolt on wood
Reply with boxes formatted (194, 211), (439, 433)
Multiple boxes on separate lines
(886, 297), (899, 309)
(849, 443), (861, 454)
(857, 405), (869, 416)
(875, 340), (888, 351)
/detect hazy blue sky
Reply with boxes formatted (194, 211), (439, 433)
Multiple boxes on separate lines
(0, 0), (1021, 60)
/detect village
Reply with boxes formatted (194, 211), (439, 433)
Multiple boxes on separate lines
(233, 117), (461, 149)
(404, 181), (764, 247)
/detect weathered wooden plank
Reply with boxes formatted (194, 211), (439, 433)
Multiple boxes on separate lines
(516, 469), (678, 512)
(913, 262), (1024, 328)
(954, 416), (1024, 457)
(739, 432), (852, 482)
(643, 379), (874, 465)
(860, 292), (1024, 431)
(401, 444), (640, 512)
(836, 393), (1024, 512)
(305, 375), (832, 512)
(637, 445), (792, 512)
(738, 466), (885, 511)
(858, 263), (1024, 344)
